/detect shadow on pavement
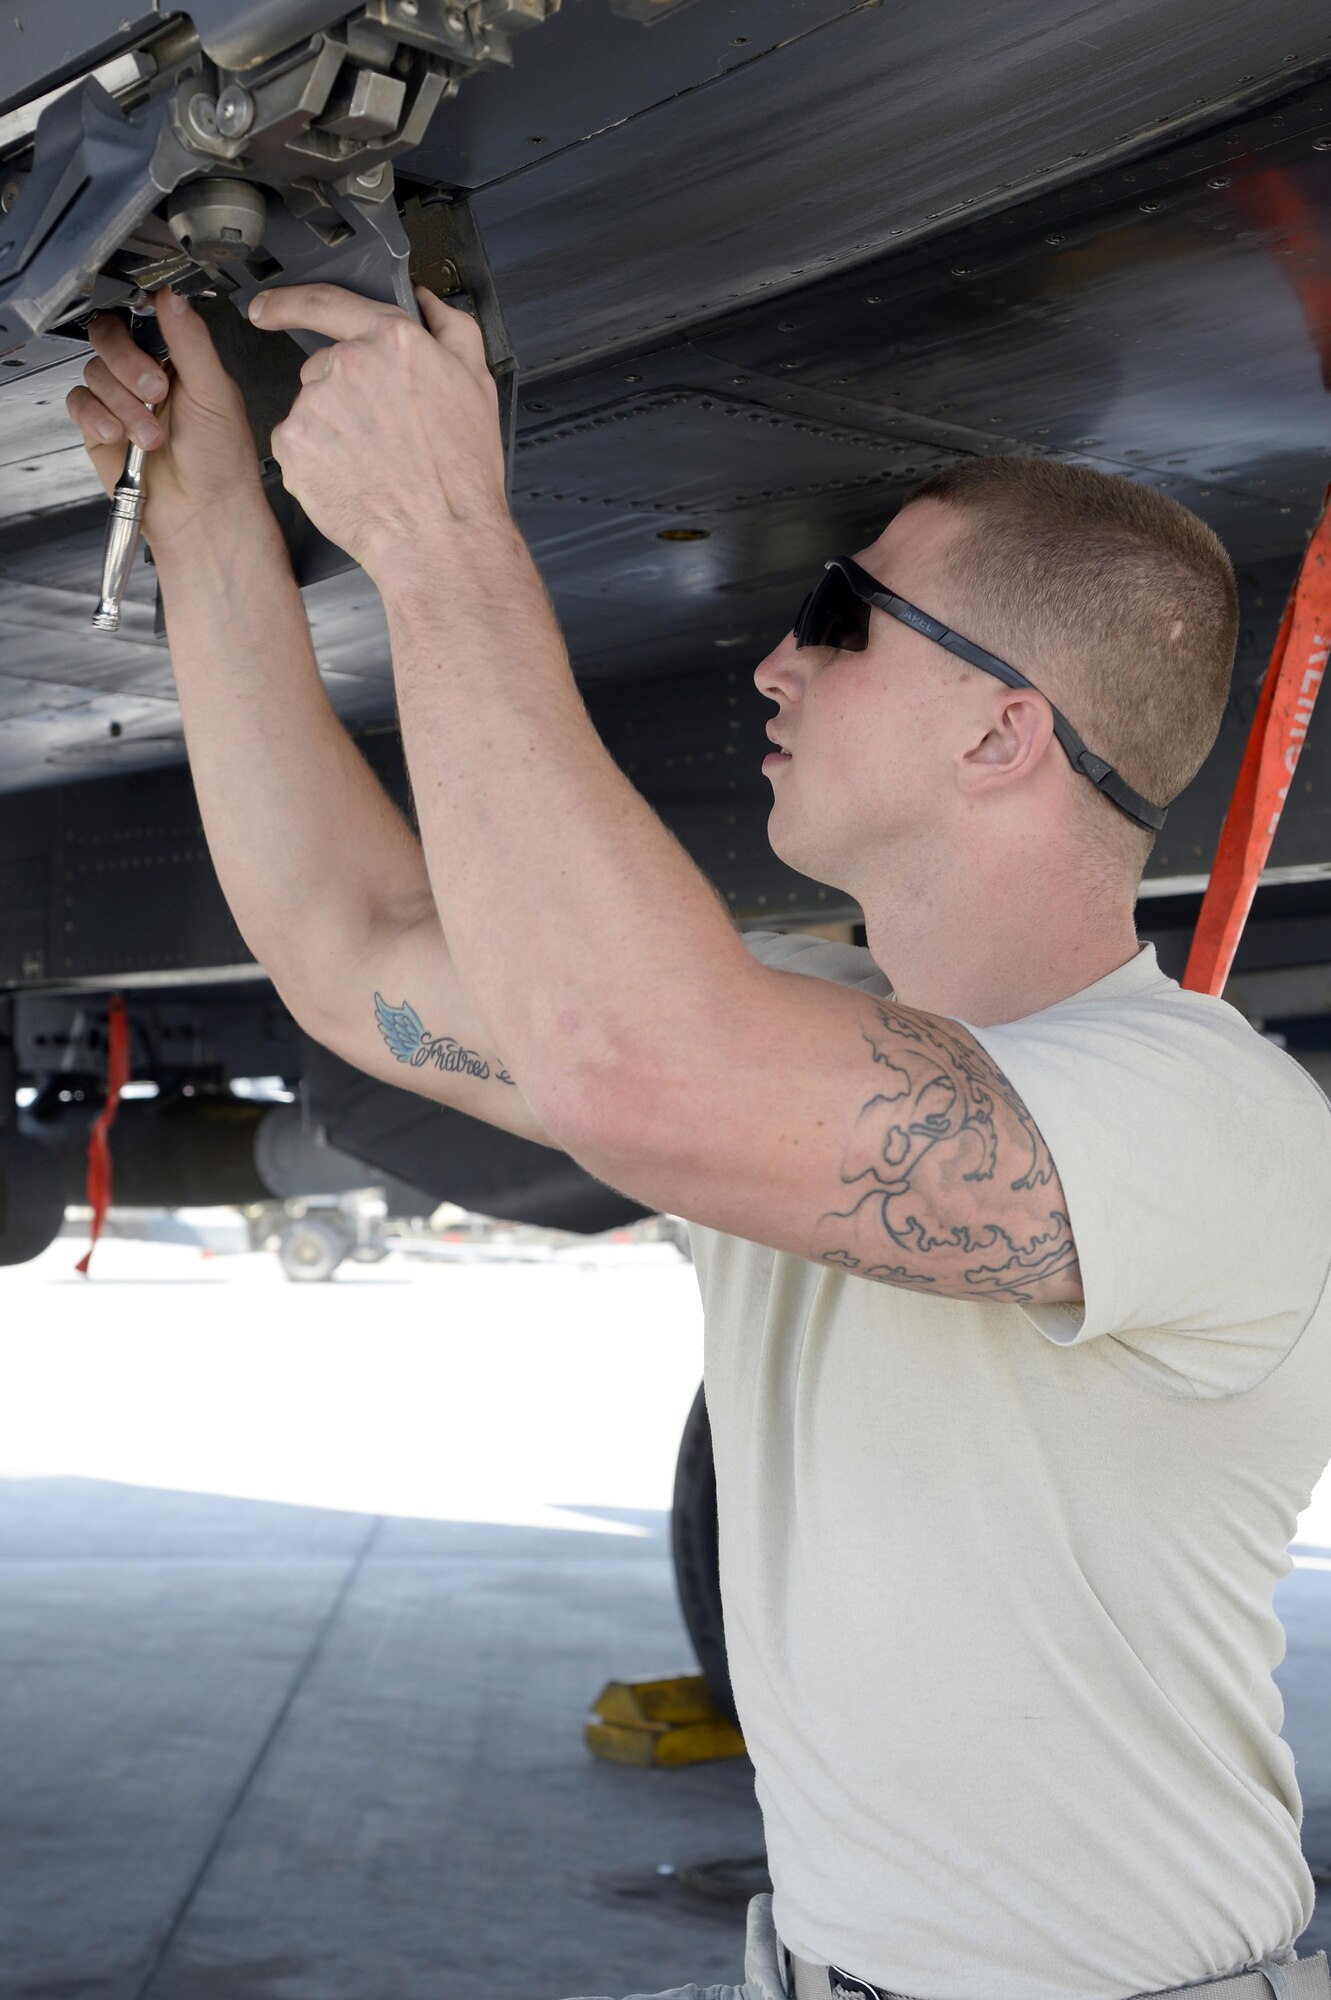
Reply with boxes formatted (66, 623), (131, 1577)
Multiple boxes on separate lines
(0, 1475), (763, 2000)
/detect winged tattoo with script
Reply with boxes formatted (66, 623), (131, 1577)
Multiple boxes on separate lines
(811, 1004), (1081, 1304)
(374, 993), (516, 1086)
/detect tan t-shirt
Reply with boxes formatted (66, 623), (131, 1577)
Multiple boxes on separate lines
(689, 933), (1331, 2000)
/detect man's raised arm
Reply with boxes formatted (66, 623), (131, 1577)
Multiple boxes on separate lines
(66, 293), (554, 1148)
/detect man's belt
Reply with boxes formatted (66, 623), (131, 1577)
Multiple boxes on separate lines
(787, 1946), (1331, 2000)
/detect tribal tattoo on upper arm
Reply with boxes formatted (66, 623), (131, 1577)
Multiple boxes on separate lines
(374, 993), (516, 1086)
(811, 1003), (1081, 1305)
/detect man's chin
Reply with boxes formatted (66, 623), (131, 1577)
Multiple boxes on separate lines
(765, 808), (799, 874)
(766, 814), (844, 895)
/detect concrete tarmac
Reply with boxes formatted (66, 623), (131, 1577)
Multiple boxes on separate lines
(0, 1236), (1327, 2000)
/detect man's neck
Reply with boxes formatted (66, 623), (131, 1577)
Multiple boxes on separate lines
(856, 840), (1143, 1028)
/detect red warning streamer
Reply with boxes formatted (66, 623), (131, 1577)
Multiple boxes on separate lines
(1183, 488), (1331, 995)
(75, 994), (131, 1277)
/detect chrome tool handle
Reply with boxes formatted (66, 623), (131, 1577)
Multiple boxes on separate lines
(91, 441), (149, 632)
(89, 299), (167, 634)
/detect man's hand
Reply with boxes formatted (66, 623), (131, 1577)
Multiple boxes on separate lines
(65, 289), (266, 560)
(248, 283), (514, 583)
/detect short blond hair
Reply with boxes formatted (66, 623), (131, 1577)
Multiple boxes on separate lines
(902, 457), (1239, 873)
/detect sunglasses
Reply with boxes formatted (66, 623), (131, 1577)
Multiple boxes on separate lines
(793, 555), (1167, 834)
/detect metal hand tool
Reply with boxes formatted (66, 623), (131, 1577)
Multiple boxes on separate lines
(91, 307), (169, 632)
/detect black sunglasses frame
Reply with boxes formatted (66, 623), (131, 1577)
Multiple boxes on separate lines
(794, 556), (1167, 835)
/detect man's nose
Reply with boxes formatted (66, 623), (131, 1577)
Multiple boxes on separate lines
(754, 631), (807, 701)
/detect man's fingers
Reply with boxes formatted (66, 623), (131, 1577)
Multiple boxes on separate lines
(81, 356), (163, 448)
(414, 285), (462, 339)
(298, 345), (337, 387)
(250, 280), (492, 389)
(249, 282), (404, 343)
(66, 383), (124, 449)
(413, 285), (495, 391)
(86, 314), (169, 402)
(151, 287), (237, 403)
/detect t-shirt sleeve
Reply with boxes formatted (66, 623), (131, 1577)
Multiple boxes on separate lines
(740, 928), (892, 996)
(964, 993), (1331, 1394)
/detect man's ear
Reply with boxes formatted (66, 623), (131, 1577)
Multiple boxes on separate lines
(956, 690), (1055, 794)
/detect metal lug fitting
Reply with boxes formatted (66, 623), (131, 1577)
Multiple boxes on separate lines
(184, 93), (221, 145)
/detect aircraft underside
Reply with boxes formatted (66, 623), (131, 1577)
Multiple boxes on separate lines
(0, 0), (1328, 1248)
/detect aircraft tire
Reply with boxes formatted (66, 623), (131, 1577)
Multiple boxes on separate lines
(671, 1382), (739, 1727)
(277, 1216), (348, 1284)
(0, 1130), (66, 1266)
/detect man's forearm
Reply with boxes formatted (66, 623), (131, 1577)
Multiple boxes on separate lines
(156, 499), (433, 988)
(378, 533), (752, 1138)
(229, 281), (755, 1146)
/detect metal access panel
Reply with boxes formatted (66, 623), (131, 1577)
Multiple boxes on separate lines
(0, 763), (249, 988)
(0, 728), (419, 989)
(1, 0), (1331, 962)
(0, 680), (849, 992)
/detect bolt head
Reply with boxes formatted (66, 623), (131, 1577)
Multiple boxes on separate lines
(1206, 175), (1231, 187)
(399, 0), (419, 12)
(215, 84), (255, 139)
(1315, 137), (1331, 151)
(446, 8), (466, 28)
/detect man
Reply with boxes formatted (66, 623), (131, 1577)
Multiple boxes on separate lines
(67, 285), (1331, 2000)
